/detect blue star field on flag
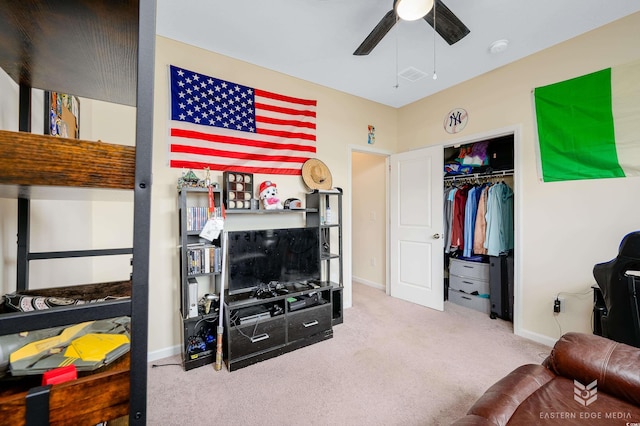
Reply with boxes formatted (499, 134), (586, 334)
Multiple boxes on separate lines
(170, 65), (256, 133)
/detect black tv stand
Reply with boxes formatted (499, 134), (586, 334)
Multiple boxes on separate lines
(220, 189), (343, 371)
(223, 282), (337, 371)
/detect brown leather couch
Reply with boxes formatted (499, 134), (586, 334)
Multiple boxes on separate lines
(452, 332), (640, 425)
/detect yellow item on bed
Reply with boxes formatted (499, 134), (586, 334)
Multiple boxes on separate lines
(65, 333), (130, 362)
(9, 322), (94, 363)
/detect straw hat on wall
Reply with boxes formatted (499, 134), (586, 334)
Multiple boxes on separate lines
(301, 158), (332, 190)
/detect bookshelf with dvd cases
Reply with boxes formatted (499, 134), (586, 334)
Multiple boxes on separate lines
(178, 187), (223, 370)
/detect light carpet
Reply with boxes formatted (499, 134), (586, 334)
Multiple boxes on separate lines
(147, 282), (551, 425)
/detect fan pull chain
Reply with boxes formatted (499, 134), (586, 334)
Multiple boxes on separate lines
(432, 2), (438, 80)
(394, 17), (400, 89)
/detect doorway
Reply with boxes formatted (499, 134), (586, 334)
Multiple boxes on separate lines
(350, 148), (390, 295)
(443, 133), (516, 323)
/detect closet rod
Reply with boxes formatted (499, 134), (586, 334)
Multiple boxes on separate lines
(444, 168), (514, 182)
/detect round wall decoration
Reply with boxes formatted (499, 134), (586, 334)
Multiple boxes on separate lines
(444, 108), (468, 134)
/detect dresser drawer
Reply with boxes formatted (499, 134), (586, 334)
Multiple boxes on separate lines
(229, 317), (286, 359)
(449, 258), (489, 280)
(448, 288), (490, 314)
(288, 304), (331, 342)
(449, 274), (490, 295)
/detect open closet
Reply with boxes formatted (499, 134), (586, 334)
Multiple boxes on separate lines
(443, 135), (515, 321)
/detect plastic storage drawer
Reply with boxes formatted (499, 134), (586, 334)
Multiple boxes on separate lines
(448, 288), (490, 314)
(449, 274), (490, 295)
(449, 258), (489, 280)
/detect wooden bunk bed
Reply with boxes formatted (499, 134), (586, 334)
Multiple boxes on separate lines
(0, 1), (155, 424)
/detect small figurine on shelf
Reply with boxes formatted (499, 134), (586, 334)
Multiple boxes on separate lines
(177, 169), (200, 189)
(177, 168), (218, 189)
(258, 181), (283, 210)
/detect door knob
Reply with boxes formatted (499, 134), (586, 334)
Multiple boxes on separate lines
(433, 233), (441, 239)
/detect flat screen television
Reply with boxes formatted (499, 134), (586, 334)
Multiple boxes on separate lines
(226, 227), (320, 295)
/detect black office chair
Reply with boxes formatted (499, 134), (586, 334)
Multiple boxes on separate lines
(629, 274), (640, 346)
(593, 231), (640, 348)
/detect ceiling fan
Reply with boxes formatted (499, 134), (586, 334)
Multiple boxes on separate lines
(353, 0), (470, 56)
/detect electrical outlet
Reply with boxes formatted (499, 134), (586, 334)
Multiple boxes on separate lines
(553, 297), (566, 314)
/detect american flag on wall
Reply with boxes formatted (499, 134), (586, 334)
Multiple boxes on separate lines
(168, 65), (317, 175)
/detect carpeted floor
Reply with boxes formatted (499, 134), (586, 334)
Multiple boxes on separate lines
(147, 282), (550, 425)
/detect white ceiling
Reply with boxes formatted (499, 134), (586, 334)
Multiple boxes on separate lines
(156, 0), (640, 108)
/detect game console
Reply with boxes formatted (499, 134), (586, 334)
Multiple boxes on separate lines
(287, 292), (320, 312)
(232, 304), (272, 326)
(188, 278), (199, 318)
(239, 312), (271, 325)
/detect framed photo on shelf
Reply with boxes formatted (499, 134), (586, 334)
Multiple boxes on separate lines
(44, 91), (80, 139)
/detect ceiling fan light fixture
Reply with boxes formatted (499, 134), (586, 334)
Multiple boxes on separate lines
(395, 0), (435, 21)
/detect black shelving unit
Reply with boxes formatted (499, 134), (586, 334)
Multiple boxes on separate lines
(0, 1), (156, 424)
(178, 187), (223, 371)
(306, 188), (344, 325)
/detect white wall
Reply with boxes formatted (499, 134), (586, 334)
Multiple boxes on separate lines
(397, 12), (640, 345)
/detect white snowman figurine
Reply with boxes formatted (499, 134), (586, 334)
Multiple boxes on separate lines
(258, 180), (283, 210)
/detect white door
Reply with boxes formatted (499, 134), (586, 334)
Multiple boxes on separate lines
(390, 146), (444, 310)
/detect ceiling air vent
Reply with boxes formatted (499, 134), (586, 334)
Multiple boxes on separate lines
(398, 66), (428, 82)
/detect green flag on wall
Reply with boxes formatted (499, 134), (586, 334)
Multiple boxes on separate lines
(533, 60), (640, 182)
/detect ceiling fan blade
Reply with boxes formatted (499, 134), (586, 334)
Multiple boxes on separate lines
(423, 0), (470, 45)
(353, 10), (398, 56)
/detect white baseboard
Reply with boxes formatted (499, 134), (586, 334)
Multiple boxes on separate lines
(352, 276), (385, 291)
(147, 344), (181, 362)
(515, 327), (557, 348)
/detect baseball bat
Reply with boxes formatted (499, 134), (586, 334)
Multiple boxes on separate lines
(214, 231), (228, 371)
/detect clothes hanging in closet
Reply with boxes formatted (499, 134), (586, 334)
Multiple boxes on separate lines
(485, 182), (514, 256)
(443, 186), (456, 254)
(450, 185), (470, 252)
(444, 180), (513, 257)
(463, 185), (482, 257)
(473, 185), (490, 255)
